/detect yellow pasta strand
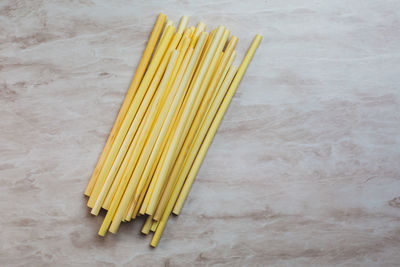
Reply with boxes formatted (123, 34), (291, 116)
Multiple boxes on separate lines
(141, 215), (153, 235)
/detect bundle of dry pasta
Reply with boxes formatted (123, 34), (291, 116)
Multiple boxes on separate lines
(84, 13), (262, 247)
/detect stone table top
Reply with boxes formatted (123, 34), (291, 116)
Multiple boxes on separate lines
(1, 0), (399, 266)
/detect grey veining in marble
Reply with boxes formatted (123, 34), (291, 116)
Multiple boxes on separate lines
(1, 0), (400, 266)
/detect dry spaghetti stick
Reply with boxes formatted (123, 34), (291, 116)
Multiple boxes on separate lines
(177, 27), (216, 122)
(188, 26), (195, 38)
(138, 133), (169, 215)
(164, 36), (191, 104)
(177, 16), (188, 34)
(197, 27), (216, 67)
(165, 19), (174, 28)
(162, 34), (191, 97)
(87, 25), (175, 208)
(151, 220), (159, 232)
(124, 183), (141, 220)
(176, 28), (192, 53)
(124, 194), (136, 222)
(187, 27), (194, 39)
(109, 35), (207, 233)
(142, 215), (153, 235)
(141, 166), (168, 223)
(184, 39), (213, 101)
(189, 27), (217, 90)
(131, 168), (153, 219)
(153, 30), (231, 221)
(201, 28), (216, 59)
(84, 13), (166, 196)
(178, 29), (191, 50)
(189, 22), (206, 48)
(173, 35), (263, 215)
(151, 65), (237, 248)
(139, 159), (161, 214)
(146, 26), (225, 216)
(155, 20), (173, 50)
(90, 30), (181, 214)
(203, 38), (238, 119)
(125, 170), (149, 219)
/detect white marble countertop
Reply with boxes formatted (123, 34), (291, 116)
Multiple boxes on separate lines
(1, 0), (400, 266)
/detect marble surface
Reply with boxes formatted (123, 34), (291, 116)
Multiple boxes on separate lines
(1, 0), (400, 266)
